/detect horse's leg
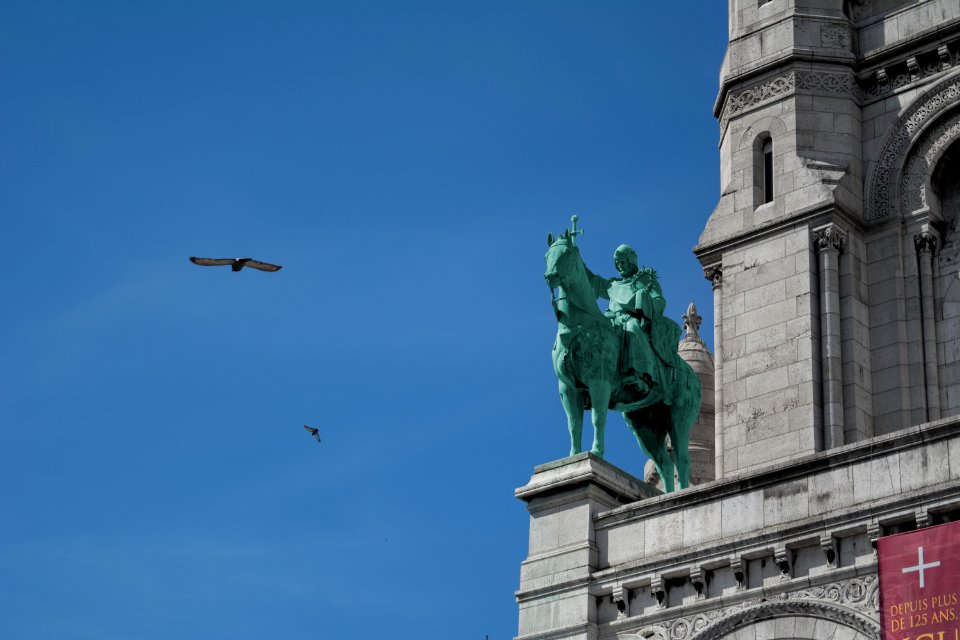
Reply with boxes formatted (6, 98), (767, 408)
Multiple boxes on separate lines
(624, 413), (675, 493)
(588, 383), (612, 457)
(559, 381), (583, 456)
(670, 388), (697, 489)
(671, 423), (691, 489)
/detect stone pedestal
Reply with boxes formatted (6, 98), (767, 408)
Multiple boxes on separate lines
(515, 453), (661, 640)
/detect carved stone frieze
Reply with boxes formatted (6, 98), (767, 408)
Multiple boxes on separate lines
(867, 72), (960, 221)
(821, 22), (851, 50)
(721, 71), (858, 127)
(623, 575), (880, 640)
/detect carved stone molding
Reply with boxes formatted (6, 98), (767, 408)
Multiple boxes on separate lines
(867, 71), (960, 221)
(651, 576), (666, 610)
(689, 601), (880, 640)
(860, 43), (957, 102)
(850, 0), (872, 20)
(821, 22), (851, 50)
(915, 232), (938, 256)
(721, 70), (858, 127)
(624, 575), (880, 640)
(821, 534), (838, 568)
(774, 547), (792, 580)
(899, 107), (960, 215)
(613, 585), (629, 620)
(814, 225), (846, 253)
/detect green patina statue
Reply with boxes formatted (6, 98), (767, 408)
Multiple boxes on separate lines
(544, 216), (701, 492)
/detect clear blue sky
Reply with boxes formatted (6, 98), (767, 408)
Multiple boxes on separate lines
(1, 2), (727, 638)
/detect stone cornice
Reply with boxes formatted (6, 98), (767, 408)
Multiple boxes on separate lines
(694, 201), (863, 268)
(593, 414), (960, 527)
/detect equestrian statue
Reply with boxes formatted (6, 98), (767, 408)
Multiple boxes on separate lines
(543, 215), (701, 492)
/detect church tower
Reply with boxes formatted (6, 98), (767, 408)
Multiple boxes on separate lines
(697, 0), (960, 477)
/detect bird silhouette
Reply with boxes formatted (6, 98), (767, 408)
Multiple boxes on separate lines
(189, 257), (282, 272)
(303, 425), (321, 443)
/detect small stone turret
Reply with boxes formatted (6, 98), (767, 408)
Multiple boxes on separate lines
(644, 302), (716, 489)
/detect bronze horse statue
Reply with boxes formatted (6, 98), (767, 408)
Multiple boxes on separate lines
(543, 224), (700, 492)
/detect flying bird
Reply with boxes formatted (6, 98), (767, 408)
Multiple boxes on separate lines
(303, 425), (321, 443)
(189, 257), (282, 272)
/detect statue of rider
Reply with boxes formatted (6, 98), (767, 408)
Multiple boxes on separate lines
(587, 244), (675, 399)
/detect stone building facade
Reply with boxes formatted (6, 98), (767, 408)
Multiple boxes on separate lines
(515, 2), (960, 639)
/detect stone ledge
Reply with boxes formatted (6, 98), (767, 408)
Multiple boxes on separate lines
(594, 414), (960, 527)
(516, 452), (657, 505)
(514, 620), (598, 640)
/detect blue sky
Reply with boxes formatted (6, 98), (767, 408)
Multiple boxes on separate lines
(1, 2), (727, 638)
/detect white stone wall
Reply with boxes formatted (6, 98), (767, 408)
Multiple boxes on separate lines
(717, 226), (822, 473)
(515, 420), (960, 640)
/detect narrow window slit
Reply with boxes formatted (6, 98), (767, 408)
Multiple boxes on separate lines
(763, 138), (774, 204)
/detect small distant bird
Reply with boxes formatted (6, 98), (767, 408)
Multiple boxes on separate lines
(303, 425), (321, 443)
(189, 257), (282, 272)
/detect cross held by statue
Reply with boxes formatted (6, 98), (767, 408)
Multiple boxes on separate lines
(569, 214), (584, 246)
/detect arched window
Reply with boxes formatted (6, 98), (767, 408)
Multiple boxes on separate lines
(753, 134), (774, 207)
(762, 138), (774, 204)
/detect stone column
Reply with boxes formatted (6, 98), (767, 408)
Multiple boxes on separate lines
(705, 265), (724, 479)
(515, 454), (654, 640)
(814, 226), (845, 449)
(915, 232), (941, 421)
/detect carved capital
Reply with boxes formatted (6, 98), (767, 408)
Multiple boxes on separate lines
(813, 225), (845, 253)
(704, 264), (723, 289)
(876, 68), (889, 86)
(915, 232), (938, 256)
(916, 507), (932, 528)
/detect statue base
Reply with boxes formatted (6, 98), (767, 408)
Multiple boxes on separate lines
(514, 454), (661, 640)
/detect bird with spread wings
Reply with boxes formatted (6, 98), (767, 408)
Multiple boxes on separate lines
(303, 425), (321, 443)
(189, 257), (282, 272)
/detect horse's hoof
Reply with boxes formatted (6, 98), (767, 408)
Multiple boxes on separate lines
(590, 447), (603, 457)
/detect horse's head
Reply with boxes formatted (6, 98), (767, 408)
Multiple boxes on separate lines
(544, 235), (582, 289)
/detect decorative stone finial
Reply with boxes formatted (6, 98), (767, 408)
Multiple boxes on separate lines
(682, 302), (704, 344)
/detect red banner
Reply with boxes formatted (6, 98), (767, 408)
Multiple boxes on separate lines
(879, 520), (960, 640)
